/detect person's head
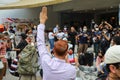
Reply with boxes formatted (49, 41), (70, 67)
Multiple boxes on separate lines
(56, 24), (59, 28)
(111, 36), (120, 46)
(104, 23), (110, 30)
(26, 35), (32, 43)
(105, 46), (120, 79)
(53, 40), (68, 59)
(102, 28), (108, 34)
(68, 48), (73, 55)
(95, 27), (99, 31)
(70, 26), (75, 32)
(64, 27), (67, 31)
(2, 31), (9, 40)
(25, 29), (32, 35)
(9, 26), (13, 30)
(0, 33), (8, 43)
(0, 33), (4, 40)
(83, 26), (87, 32)
(20, 33), (27, 40)
(115, 31), (120, 37)
(98, 50), (104, 59)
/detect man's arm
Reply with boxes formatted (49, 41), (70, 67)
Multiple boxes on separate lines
(37, 24), (48, 55)
(37, 7), (51, 63)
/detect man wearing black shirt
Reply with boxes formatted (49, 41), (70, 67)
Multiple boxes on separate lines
(68, 26), (77, 52)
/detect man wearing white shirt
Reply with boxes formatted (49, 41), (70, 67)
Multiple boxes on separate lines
(48, 29), (55, 52)
(53, 24), (59, 33)
(37, 6), (76, 80)
(56, 30), (65, 40)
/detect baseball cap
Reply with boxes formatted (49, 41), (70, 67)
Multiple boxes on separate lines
(104, 45), (120, 64)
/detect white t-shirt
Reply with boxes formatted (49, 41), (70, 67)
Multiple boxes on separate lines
(53, 27), (59, 33)
(48, 32), (54, 39)
(56, 32), (64, 39)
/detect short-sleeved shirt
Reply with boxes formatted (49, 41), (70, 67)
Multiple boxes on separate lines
(79, 32), (89, 44)
(48, 32), (54, 39)
(68, 32), (77, 43)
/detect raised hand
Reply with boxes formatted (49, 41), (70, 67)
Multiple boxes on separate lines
(39, 6), (48, 24)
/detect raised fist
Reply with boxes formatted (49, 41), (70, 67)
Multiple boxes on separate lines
(39, 6), (48, 24)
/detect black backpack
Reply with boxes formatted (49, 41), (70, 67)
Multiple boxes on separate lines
(78, 52), (94, 66)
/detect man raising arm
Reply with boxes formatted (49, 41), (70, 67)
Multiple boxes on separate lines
(37, 6), (76, 80)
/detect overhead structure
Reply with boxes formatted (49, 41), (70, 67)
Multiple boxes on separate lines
(0, 0), (71, 9)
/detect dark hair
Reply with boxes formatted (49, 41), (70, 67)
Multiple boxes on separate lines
(25, 29), (30, 34)
(112, 36), (120, 45)
(98, 50), (105, 56)
(10, 26), (13, 28)
(106, 63), (120, 73)
(25, 29), (32, 34)
(102, 23), (106, 27)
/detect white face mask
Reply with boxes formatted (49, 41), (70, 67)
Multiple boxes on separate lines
(95, 28), (99, 31)
(83, 28), (87, 32)
(64, 28), (67, 31)
(103, 31), (107, 34)
(34, 26), (37, 29)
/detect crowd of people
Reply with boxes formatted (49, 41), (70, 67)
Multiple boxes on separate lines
(0, 6), (120, 80)
(0, 24), (37, 80)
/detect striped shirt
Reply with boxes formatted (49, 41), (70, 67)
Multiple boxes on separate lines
(0, 42), (7, 63)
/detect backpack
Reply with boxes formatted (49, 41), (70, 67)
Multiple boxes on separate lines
(78, 52), (94, 66)
(9, 58), (19, 77)
(17, 44), (39, 75)
(78, 54), (86, 65)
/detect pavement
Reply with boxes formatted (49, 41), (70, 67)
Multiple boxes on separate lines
(3, 70), (42, 80)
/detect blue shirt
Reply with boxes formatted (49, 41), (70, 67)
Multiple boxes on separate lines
(79, 32), (89, 44)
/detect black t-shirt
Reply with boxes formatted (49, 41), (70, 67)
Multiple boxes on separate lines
(16, 40), (28, 55)
(68, 31), (77, 43)
(9, 30), (15, 34)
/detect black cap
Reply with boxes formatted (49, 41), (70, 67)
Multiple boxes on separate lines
(9, 26), (13, 28)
